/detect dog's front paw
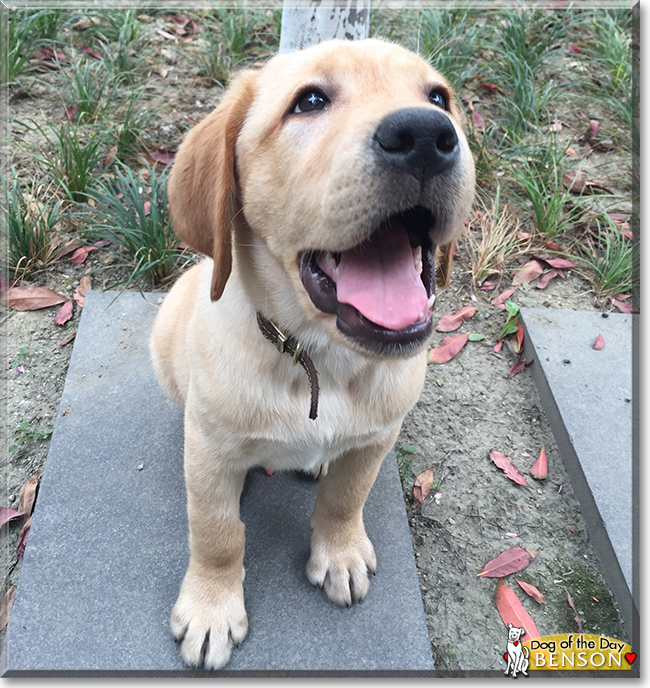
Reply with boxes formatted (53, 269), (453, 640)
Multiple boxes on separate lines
(306, 524), (376, 606)
(170, 569), (248, 669)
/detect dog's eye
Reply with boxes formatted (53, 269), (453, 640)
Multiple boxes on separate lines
(293, 89), (329, 114)
(428, 88), (448, 110)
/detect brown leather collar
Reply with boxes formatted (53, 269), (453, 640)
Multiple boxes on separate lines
(256, 313), (319, 420)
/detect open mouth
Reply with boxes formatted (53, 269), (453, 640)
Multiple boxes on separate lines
(298, 206), (437, 354)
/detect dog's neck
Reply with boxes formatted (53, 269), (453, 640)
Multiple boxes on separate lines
(256, 312), (320, 420)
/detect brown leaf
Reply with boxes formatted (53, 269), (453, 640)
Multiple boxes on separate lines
(54, 300), (74, 326)
(542, 257), (576, 269)
(0, 507), (25, 528)
(80, 44), (102, 59)
(16, 516), (31, 557)
(413, 468), (434, 506)
(18, 474), (39, 519)
(516, 579), (546, 604)
(593, 334), (605, 350)
(495, 579), (541, 640)
(2, 286), (66, 311)
(566, 589), (583, 633)
(509, 358), (532, 378)
(568, 43), (582, 54)
(489, 449), (531, 487)
(429, 332), (469, 363)
(530, 446), (548, 480)
(563, 169), (587, 193)
(70, 246), (97, 265)
(492, 288), (516, 310)
(480, 278), (496, 291)
(471, 109), (486, 132)
(54, 239), (84, 260)
(477, 547), (538, 578)
(435, 306), (477, 332)
(73, 275), (92, 308)
(511, 259), (544, 286)
(535, 269), (559, 290)
(60, 328), (77, 346)
(0, 586), (16, 631)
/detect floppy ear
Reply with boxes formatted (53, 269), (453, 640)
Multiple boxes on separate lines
(167, 70), (258, 301)
(434, 240), (456, 289)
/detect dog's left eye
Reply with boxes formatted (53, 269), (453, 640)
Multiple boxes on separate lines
(293, 89), (329, 114)
(428, 88), (448, 110)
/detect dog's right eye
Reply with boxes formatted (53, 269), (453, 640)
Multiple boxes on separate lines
(293, 89), (329, 114)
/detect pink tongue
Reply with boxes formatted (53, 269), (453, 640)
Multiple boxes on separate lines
(326, 227), (428, 331)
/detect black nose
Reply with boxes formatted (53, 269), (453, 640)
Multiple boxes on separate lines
(373, 108), (459, 180)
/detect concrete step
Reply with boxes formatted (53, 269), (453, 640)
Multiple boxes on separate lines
(4, 291), (434, 677)
(520, 307), (638, 637)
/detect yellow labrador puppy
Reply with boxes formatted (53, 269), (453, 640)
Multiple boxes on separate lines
(150, 38), (475, 669)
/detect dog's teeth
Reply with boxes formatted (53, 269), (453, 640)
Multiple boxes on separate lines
(413, 245), (423, 274)
(427, 294), (436, 309)
(322, 251), (339, 274)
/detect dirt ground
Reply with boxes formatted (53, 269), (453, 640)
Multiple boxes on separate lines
(0, 9), (633, 675)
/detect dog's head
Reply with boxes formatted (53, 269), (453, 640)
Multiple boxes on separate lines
(507, 624), (526, 642)
(169, 39), (475, 357)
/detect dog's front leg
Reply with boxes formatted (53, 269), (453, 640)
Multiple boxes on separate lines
(171, 418), (248, 669)
(307, 429), (400, 606)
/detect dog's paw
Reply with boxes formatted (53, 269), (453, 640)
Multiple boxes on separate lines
(170, 570), (248, 669)
(306, 526), (376, 606)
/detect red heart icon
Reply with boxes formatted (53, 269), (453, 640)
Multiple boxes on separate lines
(625, 652), (636, 665)
(504, 653), (508, 661)
(514, 641), (519, 646)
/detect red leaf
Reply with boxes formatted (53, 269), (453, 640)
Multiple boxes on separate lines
(612, 296), (635, 314)
(477, 547), (538, 578)
(55, 239), (85, 260)
(480, 82), (505, 95)
(435, 306), (477, 332)
(545, 241), (565, 253)
(80, 44), (102, 59)
(480, 279), (496, 291)
(542, 257), (576, 269)
(150, 151), (176, 165)
(495, 580), (541, 640)
(0, 507), (25, 529)
(73, 276), (91, 308)
(38, 46), (65, 62)
(513, 321), (524, 353)
(70, 245), (98, 265)
(511, 260), (544, 286)
(494, 340), (503, 353)
(535, 269), (559, 290)
(489, 449), (532, 487)
(566, 589), (583, 633)
(0, 587), (16, 632)
(413, 467), (434, 506)
(568, 43), (582, 54)
(94, 239), (111, 248)
(60, 329), (77, 346)
(492, 289), (516, 310)
(593, 334), (605, 350)
(16, 516), (31, 557)
(516, 579), (546, 604)
(54, 300), (74, 326)
(104, 143), (118, 167)
(2, 286), (66, 311)
(509, 359), (532, 378)
(589, 119), (599, 138)
(529, 446), (548, 480)
(563, 169), (587, 193)
(64, 103), (78, 120)
(471, 109), (486, 132)
(429, 332), (469, 363)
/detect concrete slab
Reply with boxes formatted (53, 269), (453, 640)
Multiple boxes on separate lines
(520, 307), (638, 635)
(4, 290), (434, 677)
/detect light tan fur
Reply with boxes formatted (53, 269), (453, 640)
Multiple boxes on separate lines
(150, 38), (474, 669)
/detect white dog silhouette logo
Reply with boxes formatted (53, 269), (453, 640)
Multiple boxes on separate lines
(504, 623), (530, 677)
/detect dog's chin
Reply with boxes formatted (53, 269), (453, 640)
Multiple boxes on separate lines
(297, 205), (437, 357)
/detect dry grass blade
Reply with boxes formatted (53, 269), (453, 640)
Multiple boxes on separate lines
(463, 187), (527, 287)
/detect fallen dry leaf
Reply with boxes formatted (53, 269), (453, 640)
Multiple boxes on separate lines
(16, 516), (31, 557)
(54, 300), (74, 326)
(513, 321), (524, 353)
(529, 446), (548, 480)
(611, 296), (635, 314)
(429, 332), (469, 363)
(489, 449), (531, 487)
(54, 239), (84, 260)
(494, 340), (503, 353)
(435, 306), (477, 333)
(477, 547), (538, 578)
(516, 579), (546, 604)
(70, 246), (98, 265)
(593, 334), (605, 350)
(2, 286), (66, 311)
(509, 358), (533, 378)
(0, 507), (25, 529)
(480, 279), (496, 291)
(73, 275), (92, 308)
(413, 467), (434, 506)
(0, 586), (16, 632)
(492, 289), (516, 310)
(542, 257), (576, 270)
(511, 260), (544, 286)
(566, 589), (583, 633)
(18, 475), (39, 520)
(471, 109), (486, 132)
(536, 269), (559, 290)
(563, 169), (588, 193)
(60, 329), (77, 346)
(495, 579), (541, 640)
